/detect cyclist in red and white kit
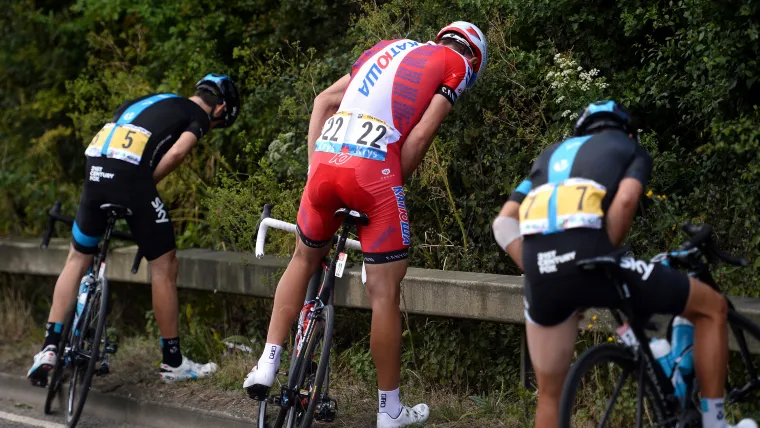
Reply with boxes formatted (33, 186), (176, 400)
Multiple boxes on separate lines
(244, 22), (487, 427)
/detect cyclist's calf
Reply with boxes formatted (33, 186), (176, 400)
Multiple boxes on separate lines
(149, 250), (180, 338)
(49, 245), (94, 323)
(680, 277), (729, 398)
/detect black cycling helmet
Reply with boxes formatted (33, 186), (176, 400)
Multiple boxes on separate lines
(574, 100), (636, 137)
(195, 73), (240, 128)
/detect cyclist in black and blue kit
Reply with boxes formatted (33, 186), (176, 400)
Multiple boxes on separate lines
(28, 74), (240, 384)
(492, 101), (756, 428)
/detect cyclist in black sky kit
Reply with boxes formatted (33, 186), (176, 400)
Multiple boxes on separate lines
(28, 74), (240, 384)
(492, 100), (757, 428)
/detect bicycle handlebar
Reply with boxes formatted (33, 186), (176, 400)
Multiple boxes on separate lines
(40, 201), (143, 273)
(680, 223), (748, 267)
(255, 203), (362, 258)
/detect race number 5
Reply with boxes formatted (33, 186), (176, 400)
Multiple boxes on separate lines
(123, 130), (135, 149)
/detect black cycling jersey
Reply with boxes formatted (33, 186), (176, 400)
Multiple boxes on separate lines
(85, 94), (210, 171)
(509, 130), (688, 327)
(72, 94), (208, 260)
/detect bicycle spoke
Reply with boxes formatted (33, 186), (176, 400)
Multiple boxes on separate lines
(599, 367), (632, 426)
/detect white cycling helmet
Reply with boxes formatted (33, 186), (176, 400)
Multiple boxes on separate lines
(436, 21), (488, 87)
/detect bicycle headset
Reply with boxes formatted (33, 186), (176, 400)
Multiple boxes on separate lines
(574, 100), (637, 137)
(195, 73), (240, 128)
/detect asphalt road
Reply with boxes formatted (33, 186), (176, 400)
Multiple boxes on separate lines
(0, 397), (145, 428)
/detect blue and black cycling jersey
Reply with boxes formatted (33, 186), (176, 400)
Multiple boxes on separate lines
(509, 129), (652, 234)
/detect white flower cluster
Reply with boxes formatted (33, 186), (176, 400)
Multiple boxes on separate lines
(546, 53), (608, 97)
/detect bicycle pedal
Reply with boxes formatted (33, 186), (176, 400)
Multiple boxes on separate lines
(245, 384), (270, 401)
(29, 376), (48, 388)
(105, 344), (119, 354)
(315, 397), (338, 422)
(95, 362), (110, 377)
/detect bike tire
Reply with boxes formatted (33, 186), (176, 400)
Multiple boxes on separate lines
(281, 307), (331, 428)
(726, 308), (760, 405)
(559, 343), (667, 428)
(44, 304), (75, 415)
(298, 304), (334, 428)
(65, 278), (108, 428)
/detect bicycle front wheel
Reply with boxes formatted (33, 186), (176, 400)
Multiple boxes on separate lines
(559, 344), (667, 428)
(65, 279), (108, 428)
(283, 304), (334, 428)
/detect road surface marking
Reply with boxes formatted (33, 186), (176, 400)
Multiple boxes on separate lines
(0, 411), (64, 428)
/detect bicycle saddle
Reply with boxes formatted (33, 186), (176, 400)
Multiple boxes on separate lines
(334, 208), (369, 226)
(99, 203), (132, 219)
(576, 248), (630, 272)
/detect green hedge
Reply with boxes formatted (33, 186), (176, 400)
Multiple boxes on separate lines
(2, 0), (759, 294)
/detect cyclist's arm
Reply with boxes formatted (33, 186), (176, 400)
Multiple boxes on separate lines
(496, 200), (523, 270)
(494, 179), (531, 270)
(152, 132), (198, 184)
(308, 74), (351, 165)
(607, 145), (652, 247)
(400, 95), (453, 182)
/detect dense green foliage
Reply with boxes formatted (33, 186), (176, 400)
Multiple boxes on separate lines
(3, 0), (760, 296)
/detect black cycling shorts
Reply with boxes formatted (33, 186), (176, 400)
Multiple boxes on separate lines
(521, 229), (690, 327)
(72, 158), (175, 261)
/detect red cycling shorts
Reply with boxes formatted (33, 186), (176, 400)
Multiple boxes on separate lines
(297, 151), (410, 264)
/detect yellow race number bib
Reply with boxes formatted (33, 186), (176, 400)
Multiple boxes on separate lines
(85, 123), (152, 166)
(519, 178), (606, 235)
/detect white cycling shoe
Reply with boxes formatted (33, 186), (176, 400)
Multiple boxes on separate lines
(377, 403), (430, 427)
(158, 356), (217, 383)
(243, 363), (277, 400)
(27, 345), (56, 386)
(732, 420), (758, 428)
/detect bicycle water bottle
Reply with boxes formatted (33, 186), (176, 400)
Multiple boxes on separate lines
(650, 338), (674, 378)
(670, 316), (694, 375)
(73, 275), (94, 335)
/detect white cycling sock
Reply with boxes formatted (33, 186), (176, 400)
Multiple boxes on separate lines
(258, 343), (282, 373)
(701, 398), (728, 428)
(378, 387), (401, 418)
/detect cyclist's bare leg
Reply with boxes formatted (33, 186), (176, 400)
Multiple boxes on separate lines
(48, 245), (93, 323)
(526, 312), (580, 428)
(679, 277), (728, 398)
(365, 260), (407, 391)
(150, 249), (180, 338)
(265, 238), (330, 345)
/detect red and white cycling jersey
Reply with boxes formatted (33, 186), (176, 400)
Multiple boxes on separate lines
(300, 39), (470, 263)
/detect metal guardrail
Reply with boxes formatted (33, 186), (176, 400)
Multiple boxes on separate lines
(2, 235), (760, 389)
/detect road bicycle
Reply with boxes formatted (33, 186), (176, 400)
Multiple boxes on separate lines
(39, 201), (142, 428)
(559, 223), (760, 427)
(251, 204), (363, 428)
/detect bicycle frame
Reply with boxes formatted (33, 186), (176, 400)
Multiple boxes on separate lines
(69, 215), (116, 368)
(608, 295), (681, 425)
(280, 220), (353, 416)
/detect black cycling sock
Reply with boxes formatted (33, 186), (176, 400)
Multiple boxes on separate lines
(43, 322), (63, 350)
(161, 337), (182, 368)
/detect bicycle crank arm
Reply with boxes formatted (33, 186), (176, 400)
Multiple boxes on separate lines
(727, 378), (760, 404)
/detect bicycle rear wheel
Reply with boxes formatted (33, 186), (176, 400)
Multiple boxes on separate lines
(65, 279), (108, 428)
(559, 344), (667, 428)
(279, 305), (333, 428)
(726, 308), (760, 412)
(44, 303), (75, 415)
